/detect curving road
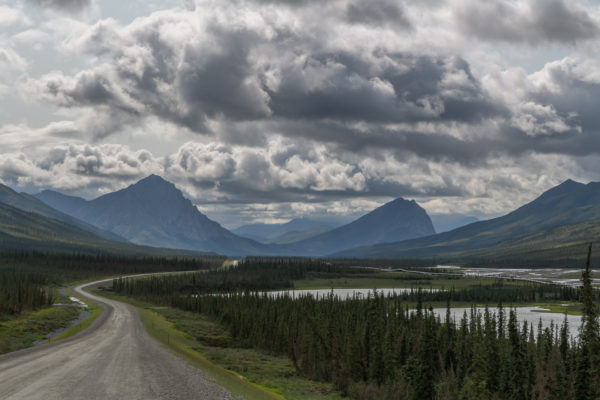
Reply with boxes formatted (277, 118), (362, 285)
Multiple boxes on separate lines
(0, 278), (233, 400)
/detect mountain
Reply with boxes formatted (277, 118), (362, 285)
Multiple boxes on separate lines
(232, 218), (340, 244)
(36, 175), (272, 256)
(287, 198), (435, 256)
(0, 184), (127, 243)
(429, 214), (479, 233)
(269, 226), (334, 245)
(0, 202), (210, 257)
(336, 179), (600, 262)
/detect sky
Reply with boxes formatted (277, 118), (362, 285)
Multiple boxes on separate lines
(1, 0), (600, 228)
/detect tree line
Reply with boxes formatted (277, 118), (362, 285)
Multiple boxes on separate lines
(0, 251), (223, 283)
(0, 251), (223, 317)
(112, 254), (600, 399)
(0, 269), (53, 316)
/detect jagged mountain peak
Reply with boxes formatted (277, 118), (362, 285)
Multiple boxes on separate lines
(36, 175), (270, 256)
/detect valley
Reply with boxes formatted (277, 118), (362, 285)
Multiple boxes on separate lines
(1, 176), (599, 399)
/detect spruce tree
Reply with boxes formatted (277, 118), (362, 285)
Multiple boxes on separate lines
(574, 244), (599, 400)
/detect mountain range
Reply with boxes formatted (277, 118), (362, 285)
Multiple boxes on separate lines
(232, 218), (343, 244)
(34, 175), (437, 257)
(429, 214), (479, 233)
(0, 197), (209, 257)
(35, 175), (271, 257)
(0, 184), (127, 243)
(337, 179), (600, 264)
(284, 198), (435, 256)
(2, 174), (598, 264)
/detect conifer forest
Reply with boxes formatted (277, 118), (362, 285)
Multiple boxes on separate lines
(112, 253), (600, 400)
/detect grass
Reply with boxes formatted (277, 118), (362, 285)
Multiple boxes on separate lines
(49, 289), (103, 342)
(0, 306), (80, 355)
(93, 286), (342, 400)
(528, 302), (582, 315)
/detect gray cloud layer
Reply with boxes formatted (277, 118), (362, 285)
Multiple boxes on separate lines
(29, 0), (91, 13)
(4, 0), (600, 224)
(455, 0), (599, 44)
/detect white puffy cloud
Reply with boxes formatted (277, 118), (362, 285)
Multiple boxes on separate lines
(0, 6), (30, 27)
(0, 47), (28, 94)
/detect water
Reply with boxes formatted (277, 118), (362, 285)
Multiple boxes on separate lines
(458, 267), (600, 287)
(266, 288), (441, 299)
(431, 306), (582, 337)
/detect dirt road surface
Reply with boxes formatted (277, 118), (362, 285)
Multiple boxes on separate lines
(0, 279), (233, 400)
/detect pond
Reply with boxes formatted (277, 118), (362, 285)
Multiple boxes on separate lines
(431, 306), (582, 337)
(266, 287), (442, 299)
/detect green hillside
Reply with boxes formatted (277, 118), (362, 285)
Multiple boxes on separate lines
(0, 202), (213, 257)
(337, 180), (600, 265)
(0, 184), (127, 243)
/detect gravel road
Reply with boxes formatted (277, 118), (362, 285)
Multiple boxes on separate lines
(0, 278), (233, 400)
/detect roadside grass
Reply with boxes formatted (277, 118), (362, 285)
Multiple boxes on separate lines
(49, 289), (103, 342)
(93, 287), (342, 400)
(0, 306), (79, 355)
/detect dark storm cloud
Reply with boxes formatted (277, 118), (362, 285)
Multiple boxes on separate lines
(32, 19), (503, 138)
(177, 27), (271, 121)
(267, 52), (503, 124)
(346, 0), (412, 28)
(456, 0), (599, 44)
(29, 0), (91, 13)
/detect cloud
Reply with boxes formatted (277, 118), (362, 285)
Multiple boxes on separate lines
(0, 47), (28, 95)
(346, 0), (412, 28)
(0, 143), (162, 196)
(21, 3), (504, 150)
(5, 0), (600, 227)
(28, 0), (92, 14)
(454, 0), (599, 44)
(0, 6), (31, 27)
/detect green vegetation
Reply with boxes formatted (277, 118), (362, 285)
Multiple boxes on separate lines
(0, 251), (222, 355)
(0, 306), (80, 354)
(0, 201), (216, 257)
(0, 251), (223, 284)
(294, 271), (529, 290)
(111, 257), (600, 399)
(0, 269), (54, 316)
(50, 290), (102, 342)
(92, 287), (332, 400)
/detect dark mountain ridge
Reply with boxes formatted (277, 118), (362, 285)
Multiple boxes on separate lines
(336, 179), (600, 261)
(0, 184), (127, 243)
(36, 175), (437, 257)
(286, 197), (435, 256)
(37, 175), (272, 256)
(0, 201), (211, 257)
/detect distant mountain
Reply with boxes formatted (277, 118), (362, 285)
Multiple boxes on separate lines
(269, 226), (334, 245)
(0, 184), (127, 243)
(0, 202), (210, 257)
(287, 198), (435, 256)
(429, 214), (479, 233)
(336, 179), (600, 263)
(232, 218), (340, 244)
(36, 175), (272, 256)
